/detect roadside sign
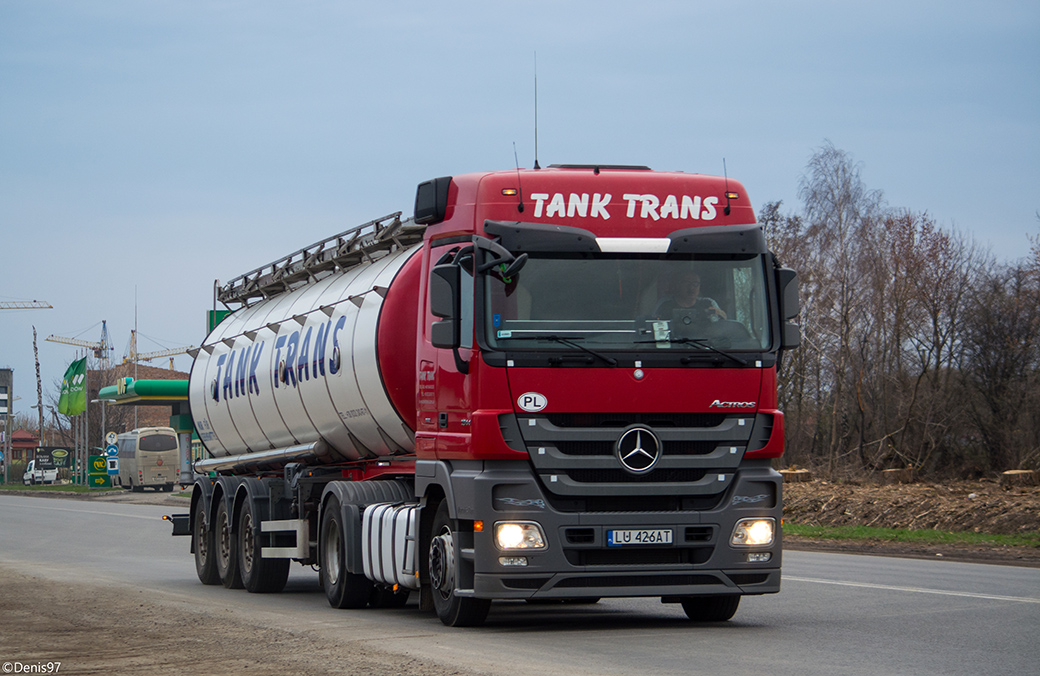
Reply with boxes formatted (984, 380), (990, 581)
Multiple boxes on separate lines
(88, 455), (111, 489)
(105, 444), (118, 457)
(106, 432), (117, 446)
(107, 457), (119, 475)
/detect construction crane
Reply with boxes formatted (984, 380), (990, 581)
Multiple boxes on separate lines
(123, 330), (196, 370)
(0, 300), (52, 310)
(46, 320), (114, 369)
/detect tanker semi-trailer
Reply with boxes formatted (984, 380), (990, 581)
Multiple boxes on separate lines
(174, 165), (801, 627)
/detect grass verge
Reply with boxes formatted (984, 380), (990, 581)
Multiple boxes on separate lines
(0, 483), (122, 494)
(785, 523), (1040, 549)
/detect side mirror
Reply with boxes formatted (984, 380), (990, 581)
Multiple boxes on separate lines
(777, 268), (800, 320)
(430, 263), (460, 349)
(776, 268), (801, 350)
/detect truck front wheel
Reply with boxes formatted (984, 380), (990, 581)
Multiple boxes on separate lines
(428, 501), (490, 627)
(320, 495), (372, 609)
(680, 594), (740, 622)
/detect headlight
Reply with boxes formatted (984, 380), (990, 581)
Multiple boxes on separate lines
(730, 518), (775, 547)
(494, 522), (547, 551)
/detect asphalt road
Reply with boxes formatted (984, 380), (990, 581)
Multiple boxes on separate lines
(2, 494), (1038, 675)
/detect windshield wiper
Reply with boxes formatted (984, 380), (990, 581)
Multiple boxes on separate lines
(636, 337), (747, 366)
(506, 335), (618, 366)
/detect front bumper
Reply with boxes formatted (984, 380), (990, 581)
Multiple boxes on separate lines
(419, 458), (782, 600)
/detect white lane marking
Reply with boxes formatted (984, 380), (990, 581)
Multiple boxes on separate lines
(785, 575), (1040, 604)
(0, 501), (163, 521)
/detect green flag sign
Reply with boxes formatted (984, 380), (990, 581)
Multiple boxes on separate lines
(58, 358), (87, 416)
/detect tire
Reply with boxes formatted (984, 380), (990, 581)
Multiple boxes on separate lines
(215, 499), (243, 589)
(428, 500), (490, 627)
(237, 497), (289, 593)
(320, 495), (372, 609)
(131, 481), (144, 493)
(680, 595), (740, 622)
(193, 498), (221, 585)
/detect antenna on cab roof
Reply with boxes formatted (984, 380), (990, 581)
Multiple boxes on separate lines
(533, 52), (540, 170)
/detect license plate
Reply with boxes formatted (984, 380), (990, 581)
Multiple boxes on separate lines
(607, 529), (673, 546)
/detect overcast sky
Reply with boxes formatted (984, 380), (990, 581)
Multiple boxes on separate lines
(1, 0), (1038, 419)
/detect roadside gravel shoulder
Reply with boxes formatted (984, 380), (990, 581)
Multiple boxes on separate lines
(0, 565), (480, 676)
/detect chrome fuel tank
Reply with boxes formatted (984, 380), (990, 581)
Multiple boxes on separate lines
(189, 245), (421, 461)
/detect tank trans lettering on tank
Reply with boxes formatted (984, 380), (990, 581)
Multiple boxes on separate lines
(528, 192), (720, 221)
(211, 316), (343, 403)
(265, 318), (344, 390)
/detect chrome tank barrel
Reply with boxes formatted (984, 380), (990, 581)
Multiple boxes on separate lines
(189, 245), (421, 462)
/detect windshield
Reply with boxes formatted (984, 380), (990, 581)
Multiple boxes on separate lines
(140, 434), (178, 452)
(485, 254), (771, 352)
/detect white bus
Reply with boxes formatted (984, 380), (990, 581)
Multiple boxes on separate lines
(117, 427), (179, 492)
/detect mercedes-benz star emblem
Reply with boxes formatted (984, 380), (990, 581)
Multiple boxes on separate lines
(615, 426), (661, 474)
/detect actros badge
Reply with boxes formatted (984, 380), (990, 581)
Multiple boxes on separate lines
(615, 426), (661, 474)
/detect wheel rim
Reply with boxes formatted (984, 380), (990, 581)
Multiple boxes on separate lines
(196, 511), (209, 562)
(429, 527), (456, 599)
(324, 517), (341, 586)
(218, 511), (231, 568)
(241, 511), (254, 573)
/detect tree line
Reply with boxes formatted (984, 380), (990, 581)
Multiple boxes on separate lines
(763, 141), (1040, 479)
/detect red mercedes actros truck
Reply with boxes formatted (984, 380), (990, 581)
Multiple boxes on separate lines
(176, 164), (800, 627)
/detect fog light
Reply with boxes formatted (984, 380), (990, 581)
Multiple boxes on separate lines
(494, 522), (547, 551)
(747, 552), (772, 563)
(730, 518), (775, 547)
(498, 556), (528, 567)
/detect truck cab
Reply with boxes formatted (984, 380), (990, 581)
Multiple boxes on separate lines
(413, 166), (799, 624)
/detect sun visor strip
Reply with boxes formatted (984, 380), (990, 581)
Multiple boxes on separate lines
(485, 220), (767, 256)
(667, 223), (768, 254)
(484, 220), (601, 253)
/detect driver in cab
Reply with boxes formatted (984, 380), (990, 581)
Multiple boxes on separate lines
(654, 271), (726, 320)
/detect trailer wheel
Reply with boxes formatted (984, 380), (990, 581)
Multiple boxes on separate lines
(215, 499), (243, 589)
(237, 498), (289, 593)
(320, 495), (372, 609)
(680, 595), (740, 622)
(428, 501), (490, 627)
(193, 498), (221, 585)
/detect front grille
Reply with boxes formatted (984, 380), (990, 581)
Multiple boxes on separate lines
(556, 439), (717, 456)
(565, 547), (713, 566)
(518, 412), (765, 499)
(566, 468), (708, 484)
(548, 494), (725, 513)
(546, 412), (727, 428)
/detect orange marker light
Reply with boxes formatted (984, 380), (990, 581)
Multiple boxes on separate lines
(474, 520), (484, 532)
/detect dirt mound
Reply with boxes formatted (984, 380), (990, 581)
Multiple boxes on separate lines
(783, 479), (1040, 534)
(782, 479), (1040, 566)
